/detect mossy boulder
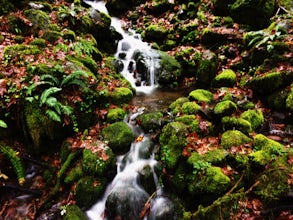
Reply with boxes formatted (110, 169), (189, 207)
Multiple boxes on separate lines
(212, 0), (236, 15)
(159, 122), (188, 170)
(286, 84), (293, 111)
(169, 97), (190, 115)
(30, 38), (46, 48)
(221, 116), (252, 134)
(82, 146), (116, 177)
(249, 150), (271, 166)
(111, 87), (134, 105)
(64, 166), (83, 185)
(246, 71), (293, 96)
(213, 69), (237, 88)
(62, 204), (87, 220)
(230, 0), (275, 29)
(24, 9), (50, 34)
(41, 30), (62, 43)
(188, 89), (214, 103)
(102, 122), (134, 154)
(253, 134), (286, 154)
(188, 166), (231, 194)
(267, 88), (289, 110)
(144, 24), (168, 42)
(204, 149), (228, 165)
(240, 109), (264, 130)
(221, 130), (252, 149)
(3, 44), (41, 63)
(157, 51), (182, 86)
(75, 176), (106, 208)
(181, 102), (201, 115)
(196, 50), (218, 88)
(137, 111), (163, 132)
(214, 100), (237, 116)
(107, 108), (126, 123)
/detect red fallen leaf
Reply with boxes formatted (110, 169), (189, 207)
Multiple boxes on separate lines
(266, 135), (283, 141)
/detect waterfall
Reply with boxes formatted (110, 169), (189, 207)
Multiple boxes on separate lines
(85, 1), (175, 219)
(85, 0), (159, 94)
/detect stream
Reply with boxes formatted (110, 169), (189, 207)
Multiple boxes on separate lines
(85, 1), (182, 219)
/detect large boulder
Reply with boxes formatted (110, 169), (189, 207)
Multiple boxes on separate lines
(230, 0), (276, 29)
(102, 122), (135, 154)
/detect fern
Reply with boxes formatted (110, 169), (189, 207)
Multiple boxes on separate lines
(46, 109), (61, 122)
(70, 40), (98, 56)
(60, 104), (73, 115)
(0, 143), (25, 185)
(61, 70), (88, 88)
(39, 87), (62, 107)
(40, 74), (60, 86)
(0, 120), (7, 128)
(45, 96), (58, 108)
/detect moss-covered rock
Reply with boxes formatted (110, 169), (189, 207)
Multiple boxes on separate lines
(286, 84), (293, 111)
(41, 30), (62, 43)
(64, 166), (83, 185)
(240, 109), (264, 130)
(267, 88), (289, 110)
(3, 44), (41, 63)
(230, 0), (275, 29)
(213, 69), (237, 88)
(221, 116), (252, 134)
(188, 89), (214, 103)
(253, 134), (286, 154)
(249, 150), (271, 166)
(29, 38), (46, 48)
(62, 204), (87, 220)
(181, 102), (201, 115)
(196, 50), (218, 88)
(111, 87), (134, 105)
(175, 115), (201, 133)
(157, 51), (182, 86)
(144, 24), (168, 42)
(221, 130), (252, 149)
(169, 97), (190, 115)
(137, 111), (163, 132)
(214, 100), (237, 116)
(159, 122), (188, 170)
(188, 166), (231, 194)
(82, 146), (116, 176)
(204, 149), (228, 165)
(246, 71), (293, 95)
(75, 176), (106, 208)
(107, 108), (126, 123)
(102, 122), (134, 154)
(24, 9), (50, 33)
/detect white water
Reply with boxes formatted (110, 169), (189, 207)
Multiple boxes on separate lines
(86, 108), (167, 220)
(85, 0), (159, 94)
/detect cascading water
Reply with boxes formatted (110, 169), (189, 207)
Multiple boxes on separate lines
(85, 1), (175, 219)
(86, 0), (160, 94)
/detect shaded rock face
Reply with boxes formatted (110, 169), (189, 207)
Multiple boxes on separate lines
(105, 185), (149, 220)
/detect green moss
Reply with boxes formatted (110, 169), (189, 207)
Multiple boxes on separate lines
(62, 29), (76, 41)
(3, 44), (41, 63)
(75, 176), (106, 208)
(169, 97), (190, 115)
(213, 69), (237, 88)
(111, 87), (134, 105)
(144, 24), (168, 41)
(159, 122), (188, 169)
(41, 30), (62, 43)
(67, 55), (98, 73)
(24, 9), (50, 32)
(221, 130), (252, 149)
(62, 204), (87, 220)
(204, 149), (227, 164)
(64, 166), (83, 184)
(286, 84), (293, 111)
(82, 147), (115, 176)
(138, 111), (163, 132)
(249, 150), (271, 166)
(240, 109), (264, 130)
(214, 100), (237, 116)
(188, 89), (214, 103)
(107, 108), (126, 123)
(30, 38), (46, 48)
(190, 166), (230, 194)
(221, 116), (252, 134)
(253, 134), (286, 155)
(182, 102), (201, 114)
(102, 122), (134, 154)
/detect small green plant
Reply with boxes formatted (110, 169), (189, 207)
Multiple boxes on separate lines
(0, 120), (7, 128)
(0, 143), (25, 185)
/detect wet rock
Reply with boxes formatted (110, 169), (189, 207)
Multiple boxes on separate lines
(137, 111), (163, 132)
(62, 204), (87, 220)
(102, 122), (135, 154)
(105, 186), (149, 220)
(114, 59), (124, 72)
(148, 197), (175, 220)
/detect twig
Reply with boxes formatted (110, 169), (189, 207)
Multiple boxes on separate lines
(139, 191), (157, 219)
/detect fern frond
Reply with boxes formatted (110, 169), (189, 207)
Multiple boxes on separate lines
(46, 109), (61, 122)
(40, 74), (60, 86)
(61, 70), (88, 87)
(45, 96), (58, 107)
(0, 120), (7, 128)
(39, 87), (62, 107)
(60, 104), (73, 115)
(0, 143), (25, 185)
